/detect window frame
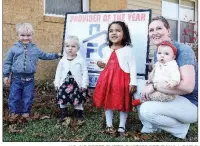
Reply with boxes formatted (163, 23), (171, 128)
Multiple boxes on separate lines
(43, 0), (89, 17)
(162, 0), (197, 42)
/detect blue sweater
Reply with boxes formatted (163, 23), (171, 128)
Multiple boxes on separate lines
(3, 41), (59, 78)
(154, 41), (198, 107)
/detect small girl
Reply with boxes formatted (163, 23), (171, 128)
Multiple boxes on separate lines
(132, 41), (180, 106)
(93, 21), (137, 136)
(54, 36), (89, 123)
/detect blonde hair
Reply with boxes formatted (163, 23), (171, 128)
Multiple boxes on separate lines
(16, 23), (34, 35)
(63, 36), (80, 56)
(64, 36), (80, 49)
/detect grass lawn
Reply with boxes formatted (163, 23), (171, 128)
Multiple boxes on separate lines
(3, 86), (198, 142)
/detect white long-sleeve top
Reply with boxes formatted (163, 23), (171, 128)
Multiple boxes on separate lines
(54, 55), (89, 88)
(152, 60), (180, 84)
(99, 46), (137, 86)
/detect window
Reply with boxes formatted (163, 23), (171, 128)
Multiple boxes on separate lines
(44, 0), (89, 17)
(162, 0), (197, 43)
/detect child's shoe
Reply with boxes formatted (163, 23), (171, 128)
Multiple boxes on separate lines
(105, 127), (116, 134)
(74, 109), (84, 125)
(60, 108), (68, 123)
(9, 113), (20, 123)
(132, 99), (142, 107)
(21, 113), (31, 121)
(116, 127), (126, 137)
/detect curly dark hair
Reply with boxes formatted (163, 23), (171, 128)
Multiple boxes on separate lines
(106, 21), (132, 47)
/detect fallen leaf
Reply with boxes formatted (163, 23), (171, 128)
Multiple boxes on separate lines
(18, 117), (28, 123)
(32, 133), (45, 138)
(62, 117), (71, 128)
(95, 130), (105, 134)
(54, 124), (61, 129)
(133, 135), (140, 140)
(127, 132), (142, 140)
(3, 123), (8, 127)
(8, 124), (23, 133)
(56, 136), (68, 142)
(40, 115), (50, 120)
(7, 115), (21, 124)
(32, 103), (46, 108)
(32, 113), (40, 120)
(69, 119), (78, 128)
(76, 120), (84, 126)
(70, 137), (84, 142)
(59, 138), (68, 142)
(141, 135), (149, 140)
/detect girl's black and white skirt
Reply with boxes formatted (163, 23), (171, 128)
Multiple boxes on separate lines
(57, 71), (88, 106)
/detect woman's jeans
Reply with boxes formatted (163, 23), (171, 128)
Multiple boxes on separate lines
(134, 79), (197, 139)
(139, 96), (197, 139)
(8, 77), (35, 114)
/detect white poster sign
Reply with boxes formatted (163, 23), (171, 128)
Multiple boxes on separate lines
(63, 10), (151, 87)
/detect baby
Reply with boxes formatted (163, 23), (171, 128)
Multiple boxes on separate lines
(132, 41), (180, 106)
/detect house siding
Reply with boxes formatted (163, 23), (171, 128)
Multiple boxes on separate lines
(127, 0), (161, 17)
(127, 0), (162, 58)
(3, 0), (64, 81)
(90, 0), (127, 11)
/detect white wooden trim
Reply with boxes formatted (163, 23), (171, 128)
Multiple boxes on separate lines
(178, 0), (180, 42)
(162, 0), (197, 42)
(44, 14), (65, 18)
(83, 0), (89, 12)
(43, 0), (45, 16)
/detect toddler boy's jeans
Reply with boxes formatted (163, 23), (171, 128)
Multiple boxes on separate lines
(8, 76), (35, 114)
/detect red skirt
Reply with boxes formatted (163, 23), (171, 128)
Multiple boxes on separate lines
(93, 51), (132, 112)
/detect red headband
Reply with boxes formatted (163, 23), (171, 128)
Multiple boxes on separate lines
(157, 41), (177, 55)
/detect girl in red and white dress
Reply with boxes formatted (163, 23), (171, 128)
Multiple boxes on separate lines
(93, 21), (137, 136)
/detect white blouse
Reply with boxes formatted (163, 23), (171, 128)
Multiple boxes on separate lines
(54, 55), (89, 88)
(99, 46), (137, 86)
(153, 60), (180, 84)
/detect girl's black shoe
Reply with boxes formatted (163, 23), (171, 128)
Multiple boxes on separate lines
(116, 127), (126, 137)
(74, 109), (84, 123)
(60, 108), (68, 123)
(105, 127), (116, 134)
